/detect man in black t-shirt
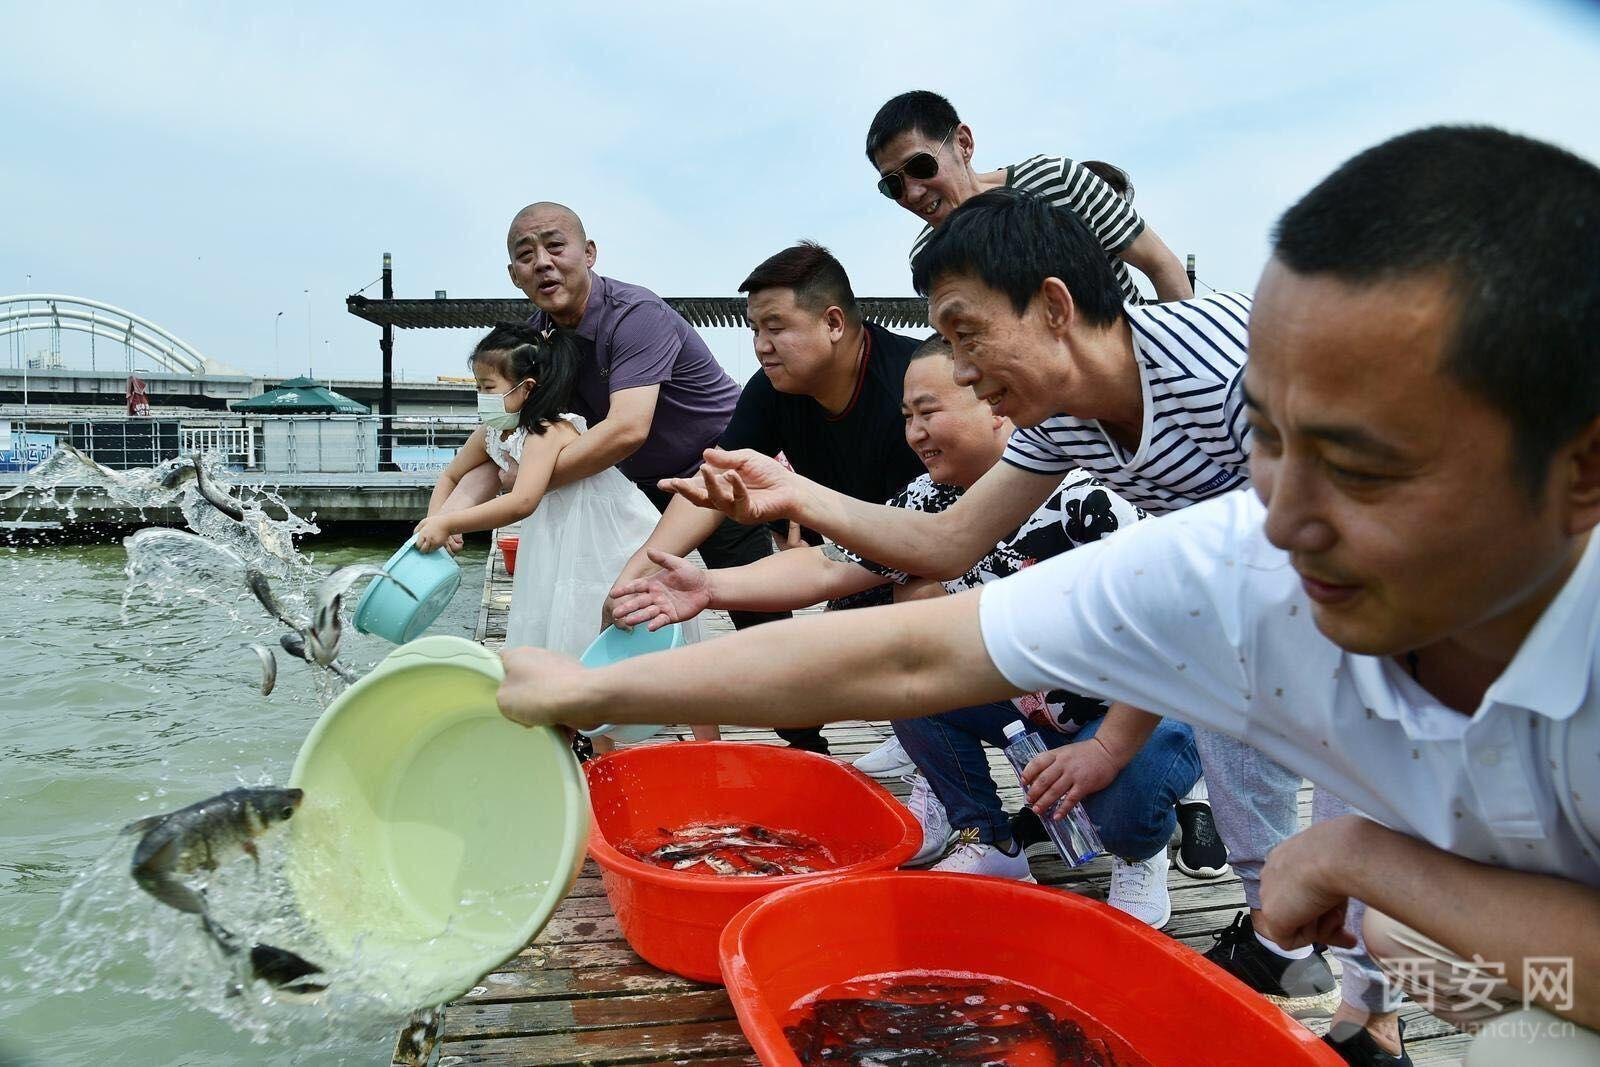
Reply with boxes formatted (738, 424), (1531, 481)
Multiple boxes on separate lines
(608, 242), (925, 753)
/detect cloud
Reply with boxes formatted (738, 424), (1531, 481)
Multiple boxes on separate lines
(2, 0), (1598, 384)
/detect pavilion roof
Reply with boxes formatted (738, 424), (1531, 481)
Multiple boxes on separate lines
(345, 295), (931, 331)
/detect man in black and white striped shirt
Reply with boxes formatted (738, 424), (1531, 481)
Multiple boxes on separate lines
(665, 187), (1406, 1061)
(866, 90), (1193, 304)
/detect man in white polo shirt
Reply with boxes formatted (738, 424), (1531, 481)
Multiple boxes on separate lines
(499, 126), (1600, 1064)
(660, 187), (1398, 1050)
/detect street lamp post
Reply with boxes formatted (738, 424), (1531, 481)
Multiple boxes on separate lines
(22, 275), (30, 413)
(274, 310), (284, 374)
(304, 289), (312, 377)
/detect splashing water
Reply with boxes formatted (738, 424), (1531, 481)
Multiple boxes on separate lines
(2, 447), (317, 567)
(3, 446), (486, 1060)
(15, 812), (429, 1051)
(0, 536), (487, 1063)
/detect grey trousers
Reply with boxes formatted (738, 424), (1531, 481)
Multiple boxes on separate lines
(1364, 910), (1600, 1064)
(1194, 728), (1401, 1014)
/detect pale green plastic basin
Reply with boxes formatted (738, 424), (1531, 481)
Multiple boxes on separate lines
(287, 635), (588, 1008)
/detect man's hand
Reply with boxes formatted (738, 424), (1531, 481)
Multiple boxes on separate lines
(498, 646), (590, 729)
(610, 549), (711, 630)
(1257, 817), (1360, 951)
(658, 449), (806, 525)
(414, 515), (454, 553)
(777, 521), (806, 551)
(1020, 737), (1119, 816)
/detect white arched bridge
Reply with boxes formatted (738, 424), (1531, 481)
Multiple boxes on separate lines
(0, 294), (216, 375)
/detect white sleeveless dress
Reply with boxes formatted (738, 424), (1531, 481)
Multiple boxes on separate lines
(486, 418), (701, 657)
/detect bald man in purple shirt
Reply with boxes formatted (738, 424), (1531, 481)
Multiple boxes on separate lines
(506, 202), (793, 684)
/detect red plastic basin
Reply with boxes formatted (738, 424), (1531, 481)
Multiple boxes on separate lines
(585, 742), (922, 983)
(496, 534), (519, 576)
(720, 872), (1344, 1066)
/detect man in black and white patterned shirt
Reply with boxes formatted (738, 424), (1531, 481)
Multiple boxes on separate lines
(866, 90), (1193, 304)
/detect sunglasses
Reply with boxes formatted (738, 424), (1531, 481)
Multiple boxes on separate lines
(876, 128), (954, 201)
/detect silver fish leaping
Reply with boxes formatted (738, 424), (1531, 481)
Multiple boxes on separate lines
(57, 442), (126, 482)
(278, 631), (358, 683)
(124, 787), (303, 915)
(191, 456), (247, 522)
(245, 568), (304, 630)
(243, 643), (277, 696)
(305, 565), (417, 667)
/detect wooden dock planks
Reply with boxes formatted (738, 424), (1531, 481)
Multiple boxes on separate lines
(392, 541), (1472, 1066)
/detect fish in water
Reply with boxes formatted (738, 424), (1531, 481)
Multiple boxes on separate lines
(304, 564), (417, 667)
(159, 454), (248, 520)
(123, 787), (304, 915)
(248, 562), (413, 675)
(57, 442), (126, 482)
(782, 973), (1138, 1066)
(249, 942), (327, 994)
(202, 913), (329, 996)
(622, 821), (836, 877)
(245, 567), (302, 630)
(243, 642), (277, 696)
(278, 631), (358, 683)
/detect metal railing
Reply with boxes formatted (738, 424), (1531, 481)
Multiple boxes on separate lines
(0, 413), (480, 475)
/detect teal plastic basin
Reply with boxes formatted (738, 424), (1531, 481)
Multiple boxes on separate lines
(354, 535), (462, 644)
(576, 624), (684, 743)
(288, 635), (588, 1008)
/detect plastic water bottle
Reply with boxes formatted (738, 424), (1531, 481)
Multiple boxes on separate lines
(1002, 720), (1104, 867)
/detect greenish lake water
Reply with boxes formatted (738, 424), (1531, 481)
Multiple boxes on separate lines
(0, 532), (488, 1066)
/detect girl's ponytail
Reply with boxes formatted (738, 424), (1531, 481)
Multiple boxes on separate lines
(515, 328), (580, 435)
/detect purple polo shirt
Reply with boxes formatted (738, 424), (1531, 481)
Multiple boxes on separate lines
(529, 272), (740, 484)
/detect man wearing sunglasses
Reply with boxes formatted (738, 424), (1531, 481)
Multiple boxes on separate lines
(867, 90), (1193, 305)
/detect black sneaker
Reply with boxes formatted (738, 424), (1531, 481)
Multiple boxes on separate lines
(1010, 807), (1048, 847)
(1204, 912), (1339, 1014)
(1323, 1016), (1412, 1066)
(1175, 799), (1230, 879)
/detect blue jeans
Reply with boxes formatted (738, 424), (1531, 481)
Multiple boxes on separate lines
(893, 702), (1200, 861)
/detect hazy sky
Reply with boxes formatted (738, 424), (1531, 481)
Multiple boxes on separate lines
(4, 0), (1599, 386)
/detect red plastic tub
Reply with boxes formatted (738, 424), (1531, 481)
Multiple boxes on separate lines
(586, 742), (921, 983)
(720, 872), (1344, 1066)
(496, 534), (519, 576)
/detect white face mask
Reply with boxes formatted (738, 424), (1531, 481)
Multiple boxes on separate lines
(477, 383), (526, 430)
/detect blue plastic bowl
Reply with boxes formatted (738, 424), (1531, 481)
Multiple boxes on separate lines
(576, 623), (684, 743)
(354, 535), (463, 644)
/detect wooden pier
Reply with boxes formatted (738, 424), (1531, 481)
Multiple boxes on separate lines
(393, 545), (1472, 1066)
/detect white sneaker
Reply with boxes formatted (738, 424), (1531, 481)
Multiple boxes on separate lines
(931, 829), (1035, 882)
(1108, 849), (1172, 928)
(854, 735), (915, 777)
(902, 773), (953, 866)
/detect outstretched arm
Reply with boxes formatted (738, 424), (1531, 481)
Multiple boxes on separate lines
(611, 544), (886, 629)
(501, 589), (1019, 730)
(609, 491), (730, 598)
(414, 424), (574, 550)
(664, 451), (1060, 581)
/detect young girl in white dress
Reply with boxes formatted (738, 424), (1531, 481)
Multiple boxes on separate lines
(414, 324), (706, 701)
